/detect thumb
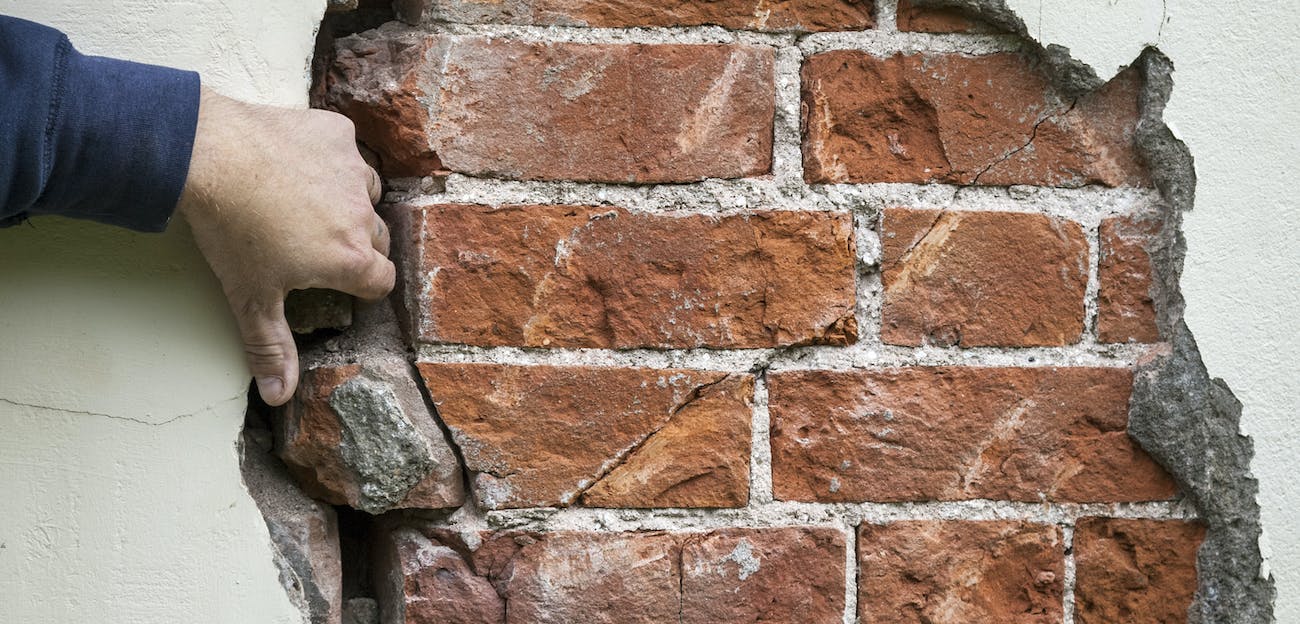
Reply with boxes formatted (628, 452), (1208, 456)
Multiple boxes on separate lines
(232, 296), (299, 406)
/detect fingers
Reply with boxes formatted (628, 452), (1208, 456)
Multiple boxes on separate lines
(371, 213), (390, 257)
(366, 166), (383, 205)
(333, 249), (396, 302)
(232, 296), (300, 406)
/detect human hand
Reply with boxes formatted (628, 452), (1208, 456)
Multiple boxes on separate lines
(178, 88), (394, 406)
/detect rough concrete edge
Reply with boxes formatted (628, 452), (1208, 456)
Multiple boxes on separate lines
(907, 0), (1275, 620)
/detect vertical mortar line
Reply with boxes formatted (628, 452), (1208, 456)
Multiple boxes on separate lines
(1081, 218), (1103, 346)
(1062, 522), (1077, 624)
(771, 44), (807, 193)
(854, 208), (884, 351)
(749, 370), (775, 504)
(875, 0), (900, 33)
(843, 519), (859, 624)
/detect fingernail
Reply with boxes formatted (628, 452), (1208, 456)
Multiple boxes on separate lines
(256, 376), (285, 402)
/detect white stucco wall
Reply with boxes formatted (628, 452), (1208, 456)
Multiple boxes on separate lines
(1, 0), (1294, 621)
(0, 1), (325, 622)
(1002, 1), (1300, 618)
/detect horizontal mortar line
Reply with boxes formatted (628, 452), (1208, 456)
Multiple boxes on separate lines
(418, 22), (1024, 55)
(474, 499), (1198, 532)
(413, 342), (1160, 371)
(389, 178), (1162, 220)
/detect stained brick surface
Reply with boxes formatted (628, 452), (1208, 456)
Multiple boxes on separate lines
(895, 0), (994, 32)
(1098, 215), (1162, 343)
(398, 0), (874, 32)
(769, 366), (1178, 502)
(802, 52), (1149, 186)
(857, 521), (1064, 623)
(391, 203), (857, 349)
(418, 363), (753, 509)
(880, 208), (1088, 347)
(1074, 518), (1205, 624)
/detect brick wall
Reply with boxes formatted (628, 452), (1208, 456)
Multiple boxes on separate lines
(250, 1), (1209, 622)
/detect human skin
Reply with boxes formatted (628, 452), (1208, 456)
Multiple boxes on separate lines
(178, 87), (394, 406)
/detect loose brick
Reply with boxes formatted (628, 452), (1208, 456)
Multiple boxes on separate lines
(681, 528), (846, 624)
(895, 0), (996, 33)
(1098, 215), (1162, 343)
(392, 204), (856, 349)
(880, 208), (1088, 347)
(417, 363), (753, 509)
(398, 0), (874, 31)
(768, 367), (1178, 503)
(375, 529), (505, 624)
(857, 521), (1064, 623)
(277, 361), (465, 513)
(1074, 518), (1204, 624)
(328, 26), (774, 182)
(802, 52), (1149, 186)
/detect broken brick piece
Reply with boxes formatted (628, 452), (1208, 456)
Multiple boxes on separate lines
(1074, 518), (1205, 624)
(857, 521), (1064, 623)
(389, 203), (857, 349)
(896, 0), (997, 33)
(417, 363), (754, 510)
(802, 52), (1149, 186)
(880, 208), (1088, 347)
(278, 359), (465, 514)
(768, 366), (1178, 503)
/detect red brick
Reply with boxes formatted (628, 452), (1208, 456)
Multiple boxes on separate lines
(1074, 518), (1204, 624)
(681, 528), (846, 624)
(896, 0), (996, 33)
(768, 367), (1178, 503)
(375, 529), (505, 624)
(277, 362), (465, 513)
(391, 204), (857, 349)
(857, 521), (1064, 623)
(1098, 215), (1162, 343)
(328, 27), (774, 182)
(417, 363), (753, 509)
(399, 0), (874, 31)
(802, 52), (1149, 186)
(880, 208), (1088, 347)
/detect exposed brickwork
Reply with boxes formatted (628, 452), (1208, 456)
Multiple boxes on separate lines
(328, 27), (775, 183)
(802, 53), (1149, 186)
(377, 527), (845, 624)
(769, 367), (1177, 502)
(391, 203), (857, 348)
(1074, 518), (1205, 624)
(880, 208), (1089, 347)
(398, 0), (874, 32)
(1098, 215), (1163, 343)
(895, 0), (996, 33)
(418, 363), (753, 509)
(857, 521), (1064, 623)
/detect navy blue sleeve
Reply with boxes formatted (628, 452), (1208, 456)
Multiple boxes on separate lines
(0, 16), (200, 232)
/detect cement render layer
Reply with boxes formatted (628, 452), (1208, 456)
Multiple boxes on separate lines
(0, 1), (326, 623)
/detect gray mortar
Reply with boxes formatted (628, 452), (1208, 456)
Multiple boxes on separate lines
(330, 376), (436, 514)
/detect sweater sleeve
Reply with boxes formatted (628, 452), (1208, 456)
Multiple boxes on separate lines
(0, 16), (200, 232)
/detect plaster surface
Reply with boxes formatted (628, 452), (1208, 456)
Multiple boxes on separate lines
(1001, 0), (1300, 619)
(0, 1), (325, 622)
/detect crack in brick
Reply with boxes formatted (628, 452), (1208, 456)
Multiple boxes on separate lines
(969, 98), (1079, 185)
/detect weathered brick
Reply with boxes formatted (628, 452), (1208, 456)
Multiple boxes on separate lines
(857, 521), (1064, 623)
(681, 528), (846, 624)
(1074, 518), (1205, 624)
(895, 0), (996, 33)
(376, 528), (845, 624)
(768, 367), (1178, 503)
(277, 361), (465, 514)
(880, 208), (1088, 347)
(1098, 215), (1162, 343)
(802, 52), (1149, 186)
(417, 363), (753, 509)
(328, 26), (774, 182)
(391, 203), (857, 349)
(397, 0), (874, 32)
